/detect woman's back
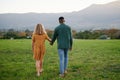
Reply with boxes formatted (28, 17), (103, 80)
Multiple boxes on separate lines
(32, 34), (47, 46)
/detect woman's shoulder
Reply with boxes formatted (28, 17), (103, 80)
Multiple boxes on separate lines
(43, 33), (47, 36)
(32, 34), (40, 37)
(32, 34), (36, 36)
(33, 33), (47, 36)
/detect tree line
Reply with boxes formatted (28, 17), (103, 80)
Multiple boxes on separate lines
(0, 28), (120, 39)
(75, 29), (120, 39)
(0, 29), (32, 39)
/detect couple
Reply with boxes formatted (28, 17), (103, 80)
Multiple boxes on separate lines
(32, 17), (73, 77)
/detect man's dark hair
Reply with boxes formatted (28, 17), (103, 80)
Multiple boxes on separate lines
(59, 16), (64, 20)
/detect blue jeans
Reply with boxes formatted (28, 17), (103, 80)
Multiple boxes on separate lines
(58, 48), (68, 74)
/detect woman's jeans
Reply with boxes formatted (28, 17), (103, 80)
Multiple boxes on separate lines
(58, 48), (68, 74)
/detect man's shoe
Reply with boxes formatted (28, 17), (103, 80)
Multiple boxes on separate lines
(64, 70), (68, 74)
(59, 74), (65, 78)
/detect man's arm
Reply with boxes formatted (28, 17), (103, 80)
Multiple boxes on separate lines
(69, 28), (73, 50)
(50, 28), (58, 45)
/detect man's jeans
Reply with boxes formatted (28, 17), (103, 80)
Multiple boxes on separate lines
(58, 48), (68, 74)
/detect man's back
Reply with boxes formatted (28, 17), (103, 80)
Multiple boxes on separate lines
(52, 23), (72, 49)
(50, 16), (73, 77)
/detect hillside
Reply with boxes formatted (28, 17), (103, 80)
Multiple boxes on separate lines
(0, 0), (120, 31)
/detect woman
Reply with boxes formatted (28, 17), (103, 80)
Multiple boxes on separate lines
(32, 24), (51, 76)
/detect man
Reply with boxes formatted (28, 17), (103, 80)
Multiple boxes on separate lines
(50, 16), (73, 77)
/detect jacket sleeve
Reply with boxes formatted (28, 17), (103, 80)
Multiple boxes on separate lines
(51, 28), (58, 45)
(70, 28), (73, 48)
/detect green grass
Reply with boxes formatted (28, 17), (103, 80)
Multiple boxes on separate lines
(0, 39), (120, 80)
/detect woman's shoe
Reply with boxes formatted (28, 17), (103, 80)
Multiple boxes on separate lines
(37, 72), (40, 76)
(40, 69), (44, 73)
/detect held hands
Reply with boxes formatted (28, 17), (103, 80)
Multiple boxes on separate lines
(48, 38), (53, 46)
(48, 39), (53, 46)
(50, 42), (53, 45)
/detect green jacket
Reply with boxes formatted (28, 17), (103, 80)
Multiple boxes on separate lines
(51, 23), (73, 49)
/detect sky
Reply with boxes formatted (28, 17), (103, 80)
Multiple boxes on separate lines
(0, 0), (117, 13)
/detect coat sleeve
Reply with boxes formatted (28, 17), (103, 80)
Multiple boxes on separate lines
(70, 28), (73, 48)
(51, 28), (58, 45)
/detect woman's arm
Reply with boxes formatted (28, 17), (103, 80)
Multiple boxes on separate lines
(32, 35), (35, 52)
(48, 38), (51, 42)
(45, 34), (51, 42)
(32, 41), (34, 52)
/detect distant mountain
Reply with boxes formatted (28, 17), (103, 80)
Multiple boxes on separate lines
(0, 0), (120, 31)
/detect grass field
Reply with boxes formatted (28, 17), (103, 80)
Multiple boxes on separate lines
(0, 39), (120, 80)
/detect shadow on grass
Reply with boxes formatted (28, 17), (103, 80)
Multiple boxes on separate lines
(104, 64), (120, 73)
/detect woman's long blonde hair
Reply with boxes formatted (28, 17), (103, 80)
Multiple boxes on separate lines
(33, 24), (46, 35)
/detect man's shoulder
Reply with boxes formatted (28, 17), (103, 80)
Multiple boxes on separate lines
(64, 24), (71, 30)
(55, 25), (61, 30)
(55, 24), (71, 30)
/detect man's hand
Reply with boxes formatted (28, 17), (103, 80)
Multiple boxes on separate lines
(50, 42), (53, 45)
(69, 48), (72, 51)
